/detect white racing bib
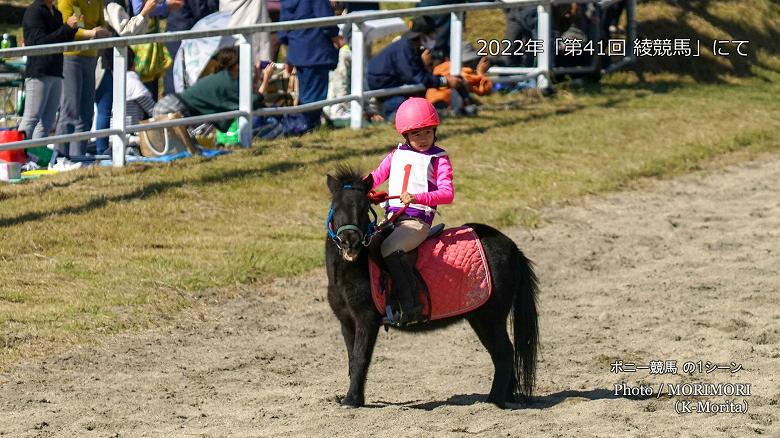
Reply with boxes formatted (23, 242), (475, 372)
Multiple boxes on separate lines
(388, 145), (447, 214)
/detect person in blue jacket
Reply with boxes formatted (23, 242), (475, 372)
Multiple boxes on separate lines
(366, 15), (462, 120)
(279, 0), (338, 132)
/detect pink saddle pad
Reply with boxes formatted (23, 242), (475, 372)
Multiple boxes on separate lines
(369, 226), (492, 320)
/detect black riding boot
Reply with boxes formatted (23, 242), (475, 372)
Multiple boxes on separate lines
(384, 250), (424, 325)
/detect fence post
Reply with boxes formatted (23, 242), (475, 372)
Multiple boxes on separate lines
(626, 0), (636, 60)
(111, 45), (127, 167)
(238, 35), (253, 147)
(449, 11), (463, 76)
(350, 22), (365, 130)
(536, 3), (551, 89)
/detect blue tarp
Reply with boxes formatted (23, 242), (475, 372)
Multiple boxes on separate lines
(98, 148), (232, 166)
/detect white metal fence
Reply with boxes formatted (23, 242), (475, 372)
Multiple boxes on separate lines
(0, 0), (635, 167)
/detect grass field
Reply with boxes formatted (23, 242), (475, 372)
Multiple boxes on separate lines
(1, 1), (779, 367)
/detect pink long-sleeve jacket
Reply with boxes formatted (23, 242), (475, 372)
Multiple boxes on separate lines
(369, 144), (454, 225)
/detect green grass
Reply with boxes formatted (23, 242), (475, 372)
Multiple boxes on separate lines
(1, 0), (780, 366)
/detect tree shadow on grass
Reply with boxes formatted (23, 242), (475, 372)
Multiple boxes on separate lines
(633, 3), (780, 83)
(442, 89), (636, 139)
(441, 101), (587, 139)
(575, 80), (690, 95)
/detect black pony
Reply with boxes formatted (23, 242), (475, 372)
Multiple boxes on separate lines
(325, 165), (539, 409)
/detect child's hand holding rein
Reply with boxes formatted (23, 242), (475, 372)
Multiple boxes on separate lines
(400, 192), (415, 205)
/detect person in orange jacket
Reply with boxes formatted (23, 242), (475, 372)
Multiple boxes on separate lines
(426, 43), (492, 116)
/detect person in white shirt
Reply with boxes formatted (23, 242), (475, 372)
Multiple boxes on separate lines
(125, 51), (156, 125)
(94, 0), (167, 154)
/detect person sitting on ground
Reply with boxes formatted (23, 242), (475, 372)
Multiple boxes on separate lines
(322, 32), (351, 123)
(125, 49), (156, 125)
(554, 3), (594, 69)
(153, 47), (273, 132)
(163, 0), (219, 94)
(366, 15), (462, 120)
(426, 43), (492, 117)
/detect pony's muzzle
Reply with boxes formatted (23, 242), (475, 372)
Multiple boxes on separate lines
(342, 248), (360, 262)
(338, 231), (362, 262)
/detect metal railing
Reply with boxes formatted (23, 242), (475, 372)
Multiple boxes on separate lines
(0, 0), (635, 167)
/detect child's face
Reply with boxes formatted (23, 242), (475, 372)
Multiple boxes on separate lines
(406, 127), (434, 151)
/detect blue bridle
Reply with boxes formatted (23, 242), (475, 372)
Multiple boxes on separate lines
(326, 184), (379, 250)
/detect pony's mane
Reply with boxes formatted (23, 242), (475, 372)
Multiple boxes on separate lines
(333, 164), (365, 186)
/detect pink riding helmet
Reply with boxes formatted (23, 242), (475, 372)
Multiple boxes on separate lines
(394, 97), (440, 135)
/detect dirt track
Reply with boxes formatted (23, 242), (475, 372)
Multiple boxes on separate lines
(1, 155), (779, 437)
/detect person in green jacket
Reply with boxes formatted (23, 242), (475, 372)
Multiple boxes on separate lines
(153, 47), (274, 132)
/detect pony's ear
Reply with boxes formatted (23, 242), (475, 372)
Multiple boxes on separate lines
(362, 174), (374, 193)
(327, 174), (341, 194)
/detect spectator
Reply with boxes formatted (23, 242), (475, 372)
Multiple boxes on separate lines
(125, 49), (156, 125)
(19, 0), (78, 146)
(94, 0), (157, 155)
(342, 1), (378, 13)
(164, 0), (219, 95)
(426, 43), (492, 116)
(366, 15), (461, 120)
(604, 1), (626, 37)
(323, 33), (350, 123)
(600, 1), (626, 70)
(266, 0), (282, 65)
(220, 0), (272, 64)
(417, 0), (459, 60)
(153, 47), (271, 133)
(497, 6), (537, 67)
(339, 1), (378, 45)
(56, 0), (111, 162)
(279, 0), (339, 133)
(555, 4), (596, 69)
(129, 0), (184, 99)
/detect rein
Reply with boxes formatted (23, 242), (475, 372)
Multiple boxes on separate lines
(367, 190), (408, 232)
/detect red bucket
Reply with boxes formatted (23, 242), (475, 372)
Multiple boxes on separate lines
(0, 130), (26, 164)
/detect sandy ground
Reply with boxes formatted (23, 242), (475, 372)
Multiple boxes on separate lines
(1, 155), (779, 438)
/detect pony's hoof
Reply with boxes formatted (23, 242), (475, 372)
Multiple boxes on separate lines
(339, 394), (364, 408)
(487, 395), (508, 409)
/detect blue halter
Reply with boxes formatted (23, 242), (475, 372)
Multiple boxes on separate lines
(326, 184), (378, 249)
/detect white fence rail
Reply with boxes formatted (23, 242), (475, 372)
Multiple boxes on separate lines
(0, 0), (635, 167)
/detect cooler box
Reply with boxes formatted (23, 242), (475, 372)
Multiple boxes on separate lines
(0, 129), (26, 164)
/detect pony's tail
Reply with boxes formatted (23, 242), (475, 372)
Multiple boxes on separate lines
(511, 247), (539, 400)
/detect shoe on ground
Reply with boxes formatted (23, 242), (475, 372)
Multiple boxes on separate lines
(48, 157), (82, 172)
(21, 161), (41, 172)
(461, 105), (478, 117)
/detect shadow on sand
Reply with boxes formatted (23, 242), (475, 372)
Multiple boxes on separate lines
(367, 388), (653, 411)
